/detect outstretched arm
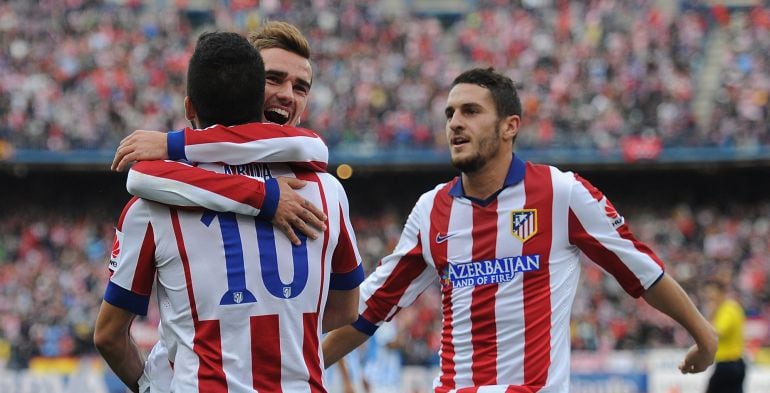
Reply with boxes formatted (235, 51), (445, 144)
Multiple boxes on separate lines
(127, 160), (326, 245)
(112, 124), (327, 171)
(642, 274), (717, 373)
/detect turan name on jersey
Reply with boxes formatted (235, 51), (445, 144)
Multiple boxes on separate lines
(223, 163), (273, 178)
(444, 254), (541, 288)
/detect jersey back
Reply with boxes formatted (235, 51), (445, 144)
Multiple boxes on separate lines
(108, 164), (361, 393)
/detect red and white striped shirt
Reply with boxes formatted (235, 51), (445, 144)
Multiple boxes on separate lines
(130, 122), (330, 220)
(352, 155), (665, 393)
(106, 123), (362, 392)
(106, 166), (363, 392)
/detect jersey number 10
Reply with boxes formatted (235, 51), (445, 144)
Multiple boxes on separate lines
(201, 211), (309, 305)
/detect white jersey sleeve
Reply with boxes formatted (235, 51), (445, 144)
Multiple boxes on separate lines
(353, 194), (437, 335)
(104, 197), (157, 315)
(126, 160), (280, 219)
(567, 172), (665, 297)
(167, 123), (328, 171)
(328, 179), (364, 289)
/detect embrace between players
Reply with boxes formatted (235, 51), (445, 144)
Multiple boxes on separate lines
(95, 22), (717, 393)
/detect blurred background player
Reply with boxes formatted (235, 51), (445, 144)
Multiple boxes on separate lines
(94, 31), (363, 392)
(703, 277), (747, 393)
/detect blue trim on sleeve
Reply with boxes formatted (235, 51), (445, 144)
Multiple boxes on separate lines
(330, 264), (364, 290)
(167, 130), (187, 161)
(644, 272), (666, 295)
(257, 178), (280, 221)
(104, 281), (150, 316)
(351, 315), (379, 336)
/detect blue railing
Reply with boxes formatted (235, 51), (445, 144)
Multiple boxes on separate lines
(6, 145), (770, 168)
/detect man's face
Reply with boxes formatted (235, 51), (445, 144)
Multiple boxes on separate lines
(444, 83), (504, 173)
(260, 47), (312, 127)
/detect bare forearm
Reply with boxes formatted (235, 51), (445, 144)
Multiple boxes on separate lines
(322, 288), (359, 333)
(94, 301), (144, 393)
(322, 324), (370, 368)
(643, 274), (717, 352)
(96, 334), (144, 392)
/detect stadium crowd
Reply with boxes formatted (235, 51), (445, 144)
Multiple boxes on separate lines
(1, 200), (768, 372)
(0, 0), (768, 154)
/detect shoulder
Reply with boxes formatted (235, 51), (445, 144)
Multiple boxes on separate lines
(312, 172), (345, 194)
(525, 161), (598, 198)
(525, 161), (575, 185)
(406, 179), (455, 219)
(116, 197), (166, 230)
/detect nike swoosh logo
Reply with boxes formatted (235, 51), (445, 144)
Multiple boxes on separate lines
(435, 232), (455, 243)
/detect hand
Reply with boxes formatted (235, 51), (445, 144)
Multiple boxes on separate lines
(678, 343), (715, 374)
(112, 130), (168, 171)
(272, 177), (327, 246)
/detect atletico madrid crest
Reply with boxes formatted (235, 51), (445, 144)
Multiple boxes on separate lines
(511, 209), (537, 242)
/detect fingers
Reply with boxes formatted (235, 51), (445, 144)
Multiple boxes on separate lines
(302, 199), (327, 230)
(273, 207), (325, 245)
(291, 216), (318, 241)
(111, 150), (123, 171)
(112, 143), (132, 171)
(285, 177), (308, 189)
(276, 220), (302, 246)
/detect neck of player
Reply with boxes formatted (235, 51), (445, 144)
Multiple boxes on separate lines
(461, 153), (513, 201)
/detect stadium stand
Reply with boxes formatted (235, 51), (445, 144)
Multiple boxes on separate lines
(0, 0), (768, 164)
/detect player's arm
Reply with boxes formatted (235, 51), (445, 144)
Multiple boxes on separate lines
(323, 196), (436, 367)
(323, 184), (364, 332)
(324, 288), (360, 333)
(95, 198), (157, 392)
(642, 274), (717, 373)
(567, 173), (716, 372)
(94, 301), (143, 393)
(323, 325), (370, 369)
(127, 160), (326, 245)
(112, 124), (328, 171)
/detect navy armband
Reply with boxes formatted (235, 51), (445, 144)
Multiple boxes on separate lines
(167, 130), (186, 161)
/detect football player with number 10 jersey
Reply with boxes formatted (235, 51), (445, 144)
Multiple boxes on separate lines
(95, 32), (363, 393)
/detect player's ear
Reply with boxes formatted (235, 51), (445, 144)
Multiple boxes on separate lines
(184, 96), (197, 122)
(500, 114), (520, 143)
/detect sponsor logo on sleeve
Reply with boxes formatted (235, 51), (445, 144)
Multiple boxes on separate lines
(603, 198), (625, 229)
(511, 209), (537, 242)
(109, 229), (124, 270)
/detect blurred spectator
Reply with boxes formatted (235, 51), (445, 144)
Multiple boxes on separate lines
(1, 1), (767, 154)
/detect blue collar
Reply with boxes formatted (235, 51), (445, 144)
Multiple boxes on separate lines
(448, 155), (526, 205)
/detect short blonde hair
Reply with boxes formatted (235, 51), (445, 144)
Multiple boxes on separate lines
(248, 21), (310, 59)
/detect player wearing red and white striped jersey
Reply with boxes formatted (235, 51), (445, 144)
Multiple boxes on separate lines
(95, 32), (363, 393)
(107, 165), (361, 392)
(122, 122), (327, 219)
(106, 22), (341, 393)
(321, 68), (717, 392)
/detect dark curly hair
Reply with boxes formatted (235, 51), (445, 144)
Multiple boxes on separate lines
(187, 32), (265, 128)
